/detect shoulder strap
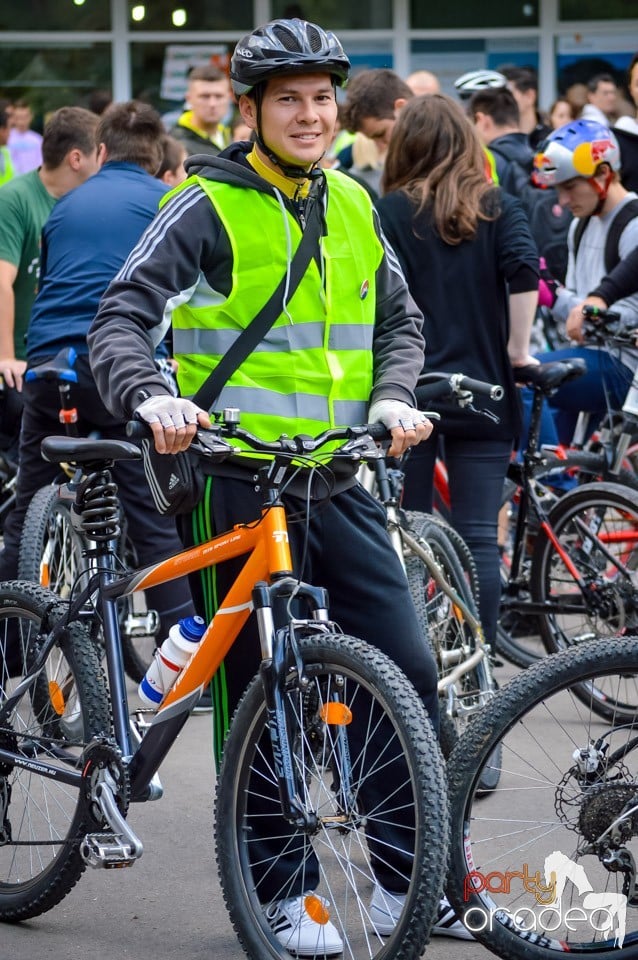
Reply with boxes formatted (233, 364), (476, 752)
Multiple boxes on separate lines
(604, 198), (638, 273)
(572, 216), (590, 263)
(191, 198), (323, 412)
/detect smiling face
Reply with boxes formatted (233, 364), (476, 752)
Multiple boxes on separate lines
(240, 73), (338, 173)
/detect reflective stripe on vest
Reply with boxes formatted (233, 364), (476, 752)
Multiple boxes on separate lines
(169, 170), (382, 441)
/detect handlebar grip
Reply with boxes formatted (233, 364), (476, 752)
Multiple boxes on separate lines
(582, 305), (621, 323)
(456, 376), (504, 401)
(125, 419), (152, 440)
(366, 422), (391, 441)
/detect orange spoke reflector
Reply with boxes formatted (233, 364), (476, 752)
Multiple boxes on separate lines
(49, 681), (65, 716)
(41, 564), (50, 589)
(319, 702), (352, 725)
(304, 894), (331, 925)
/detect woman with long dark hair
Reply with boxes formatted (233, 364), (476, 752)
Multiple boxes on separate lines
(377, 93), (539, 647)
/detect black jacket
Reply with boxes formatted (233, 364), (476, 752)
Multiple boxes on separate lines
(377, 187), (539, 440)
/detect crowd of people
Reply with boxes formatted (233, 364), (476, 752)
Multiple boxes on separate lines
(1, 21), (638, 952)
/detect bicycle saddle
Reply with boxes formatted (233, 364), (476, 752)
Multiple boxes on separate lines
(513, 358), (587, 392)
(40, 435), (142, 465)
(26, 346), (78, 383)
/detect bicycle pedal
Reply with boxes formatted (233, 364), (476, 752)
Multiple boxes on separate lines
(123, 611), (160, 637)
(80, 832), (140, 869)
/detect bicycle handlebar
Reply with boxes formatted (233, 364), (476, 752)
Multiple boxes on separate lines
(126, 414), (391, 462)
(581, 305), (636, 347)
(417, 371), (504, 403)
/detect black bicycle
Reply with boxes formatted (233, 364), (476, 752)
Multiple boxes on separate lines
(0, 412), (448, 960)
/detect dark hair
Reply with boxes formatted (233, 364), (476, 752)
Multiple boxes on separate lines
(501, 66), (538, 94)
(0, 109), (8, 130)
(382, 93), (498, 245)
(41, 106), (99, 168)
(468, 87), (520, 127)
(587, 72), (617, 93)
(97, 100), (163, 174)
(87, 88), (112, 116)
(187, 65), (227, 84)
(342, 69), (413, 132)
(548, 96), (576, 123)
(156, 133), (186, 180)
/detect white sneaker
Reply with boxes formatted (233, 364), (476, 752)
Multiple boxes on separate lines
(432, 895), (475, 940)
(369, 884), (405, 935)
(266, 894), (343, 957)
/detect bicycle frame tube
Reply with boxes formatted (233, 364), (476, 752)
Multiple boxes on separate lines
(99, 505), (294, 800)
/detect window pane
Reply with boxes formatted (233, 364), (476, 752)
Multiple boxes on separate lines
(270, 1), (391, 30)
(411, 0), (538, 29)
(410, 38), (539, 97)
(128, 0), (251, 31)
(560, 0), (636, 19)
(0, 44), (111, 124)
(0, 1), (110, 30)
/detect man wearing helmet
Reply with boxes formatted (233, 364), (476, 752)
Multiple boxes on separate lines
(88, 18), (440, 955)
(530, 118), (638, 444)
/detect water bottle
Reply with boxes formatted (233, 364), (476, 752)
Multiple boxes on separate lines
(138, 615), (206, 708)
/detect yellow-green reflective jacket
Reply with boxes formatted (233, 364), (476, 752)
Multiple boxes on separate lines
(168, 170), (383, 441)
(0, 146), (14, 187)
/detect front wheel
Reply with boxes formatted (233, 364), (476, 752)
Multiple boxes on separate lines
(447, 634), (638, 960)
(216, 633), (448, 960)
(0, 581), (110, 920)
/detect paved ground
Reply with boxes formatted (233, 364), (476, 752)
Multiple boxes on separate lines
(2, 688), (495, 960)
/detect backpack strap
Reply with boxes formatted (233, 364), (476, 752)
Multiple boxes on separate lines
(603, 198), (638, 273)
(573, 199), (638, 275)
(572, 216), (590, 263)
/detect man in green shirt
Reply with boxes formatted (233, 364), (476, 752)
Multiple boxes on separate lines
(0, 106), (99, 395)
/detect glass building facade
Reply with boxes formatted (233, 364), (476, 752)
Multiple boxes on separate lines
(0, 0), (636, 125)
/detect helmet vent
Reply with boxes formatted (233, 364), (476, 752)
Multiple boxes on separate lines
(272, 23), (300, 51)
(306, 25), (325, 53)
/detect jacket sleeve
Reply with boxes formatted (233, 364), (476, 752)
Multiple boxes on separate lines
(589, 244), (638, 305)
(494, 191), (540, 289)
(88, 184), (225, 420)
(369, 207), (426, 408)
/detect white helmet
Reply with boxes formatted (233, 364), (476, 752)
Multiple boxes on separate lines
(454, 69), (507, 100)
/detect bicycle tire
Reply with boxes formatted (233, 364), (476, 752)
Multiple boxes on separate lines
(216, 632), (448, 960)
(531, 481), (638, 720)
(405, 510), (481, 604)
(0, 581), (110, 920)
(494, 453), (637, 671)
(18, 484), (87, 598)
(19, 484), (156, 684)
(446, 634), (638, 959)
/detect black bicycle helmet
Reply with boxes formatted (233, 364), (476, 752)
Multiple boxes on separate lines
(230, 18), (351, 96)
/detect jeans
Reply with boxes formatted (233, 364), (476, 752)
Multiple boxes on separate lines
(520, 346), (634, 447)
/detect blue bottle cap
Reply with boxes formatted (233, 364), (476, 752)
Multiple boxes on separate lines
(179, 615), (207, 642)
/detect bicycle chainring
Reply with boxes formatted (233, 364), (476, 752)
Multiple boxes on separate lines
(81, 739), (130, 827)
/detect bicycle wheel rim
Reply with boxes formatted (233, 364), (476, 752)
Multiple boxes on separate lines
(216, 633), (448, 960)
(447, 635), (638, 960)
